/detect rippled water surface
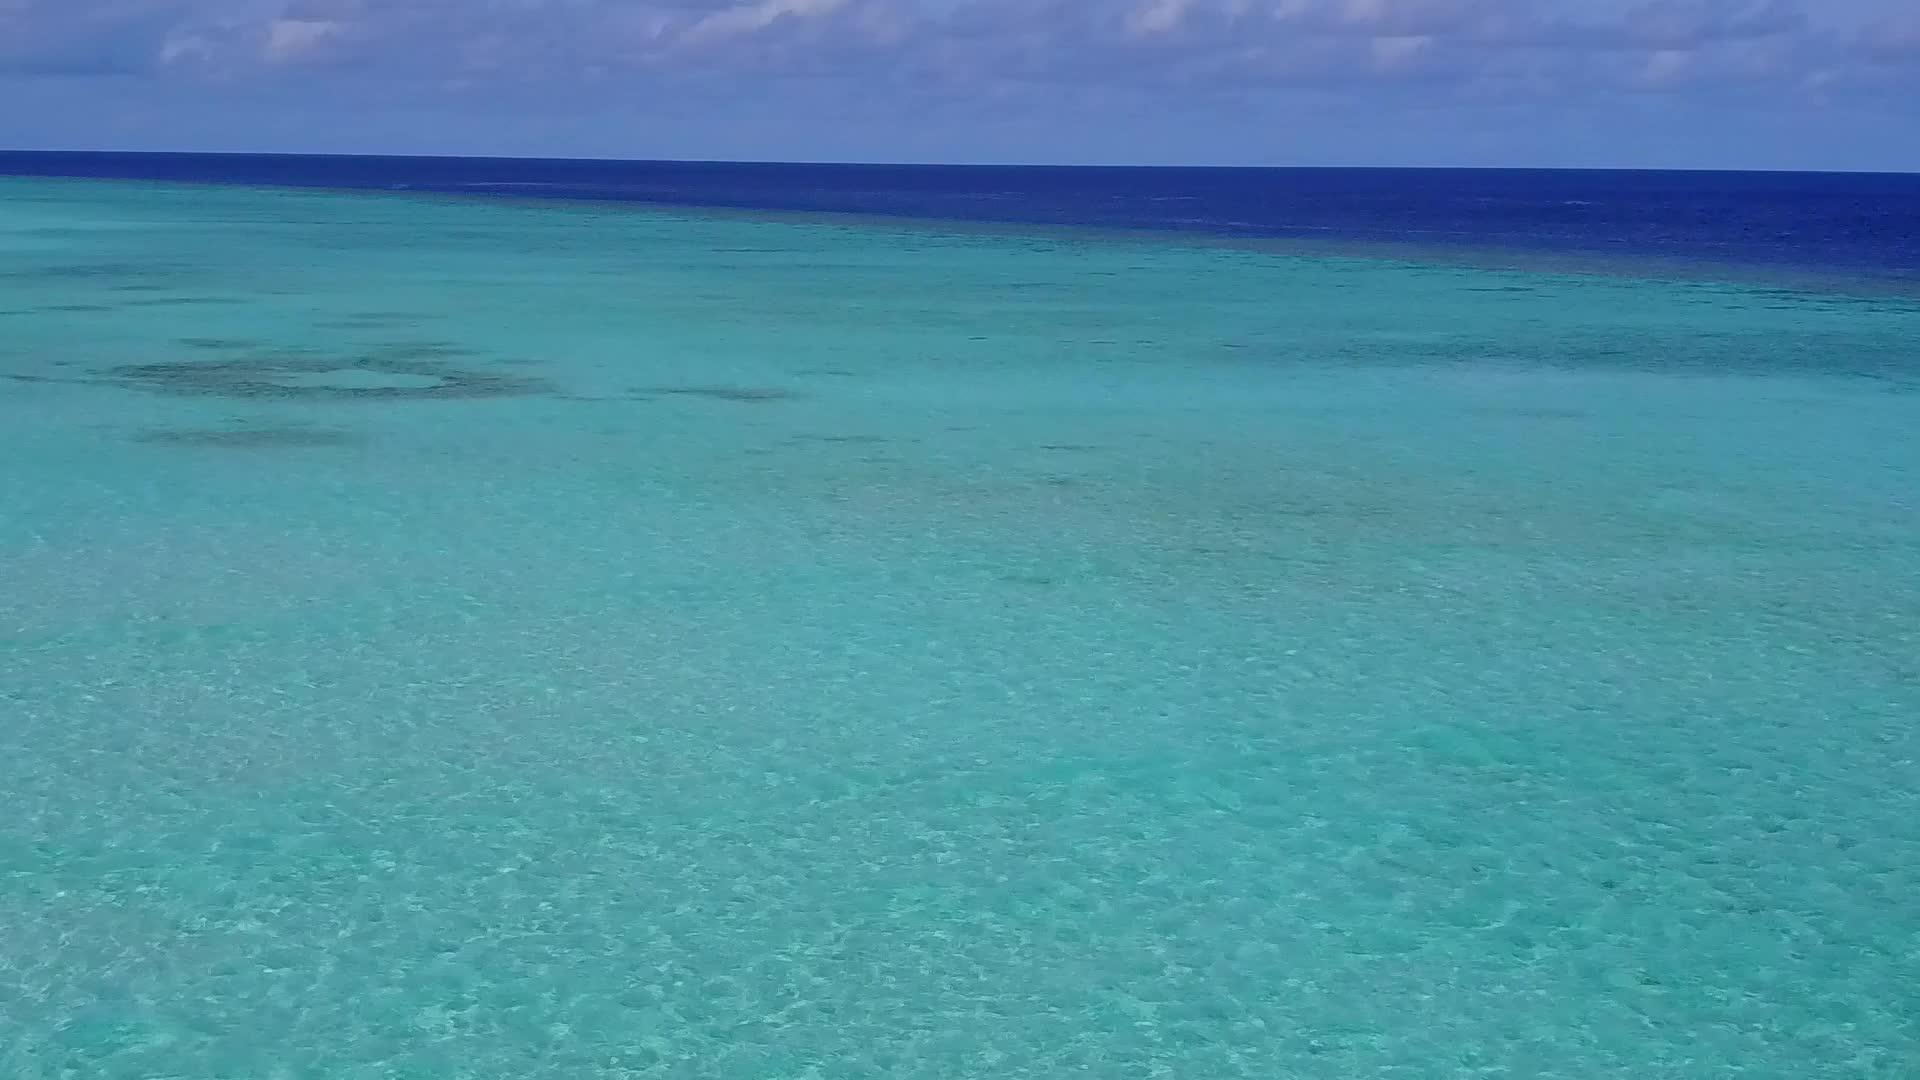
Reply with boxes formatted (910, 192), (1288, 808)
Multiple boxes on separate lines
(2, 177), (1917, 1078)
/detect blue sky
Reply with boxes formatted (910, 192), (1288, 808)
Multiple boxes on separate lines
(3, 0), (1918, 169)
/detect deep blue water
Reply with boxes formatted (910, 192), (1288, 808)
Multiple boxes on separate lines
(5, 151), (1919, 282)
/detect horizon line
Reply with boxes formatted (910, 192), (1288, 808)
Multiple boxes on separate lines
(4, 147), (1918, 178)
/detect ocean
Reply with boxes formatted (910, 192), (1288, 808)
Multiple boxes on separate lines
(2, 155), (1917, 1078)
(8, 153), (1920, 285)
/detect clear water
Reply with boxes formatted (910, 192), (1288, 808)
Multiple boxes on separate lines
(2, 177), (1917, 1078)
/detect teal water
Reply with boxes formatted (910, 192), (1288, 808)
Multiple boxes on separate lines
(3, 178), (1918, 1078)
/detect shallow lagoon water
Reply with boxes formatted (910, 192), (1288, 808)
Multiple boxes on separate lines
(2, 178), (1918, 1077)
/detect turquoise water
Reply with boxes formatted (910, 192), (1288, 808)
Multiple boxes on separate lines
(3, 178), (1918, 1078)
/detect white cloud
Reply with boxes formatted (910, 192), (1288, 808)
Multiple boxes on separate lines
(0, 0), (1911, 108)
(157, 31), (214, 66)
(263, 17), (345, 62)
(1126, 0), (1195, 37)
(681, 0), (848, 43)
(1371, 33), (1431, 69)
(1639, 47), (1692, 85)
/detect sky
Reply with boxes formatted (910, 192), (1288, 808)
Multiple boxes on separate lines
(2, 0), (1918, 169)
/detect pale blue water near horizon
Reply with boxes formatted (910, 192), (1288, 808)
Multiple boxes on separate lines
(2, 168), (1918, 1077)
